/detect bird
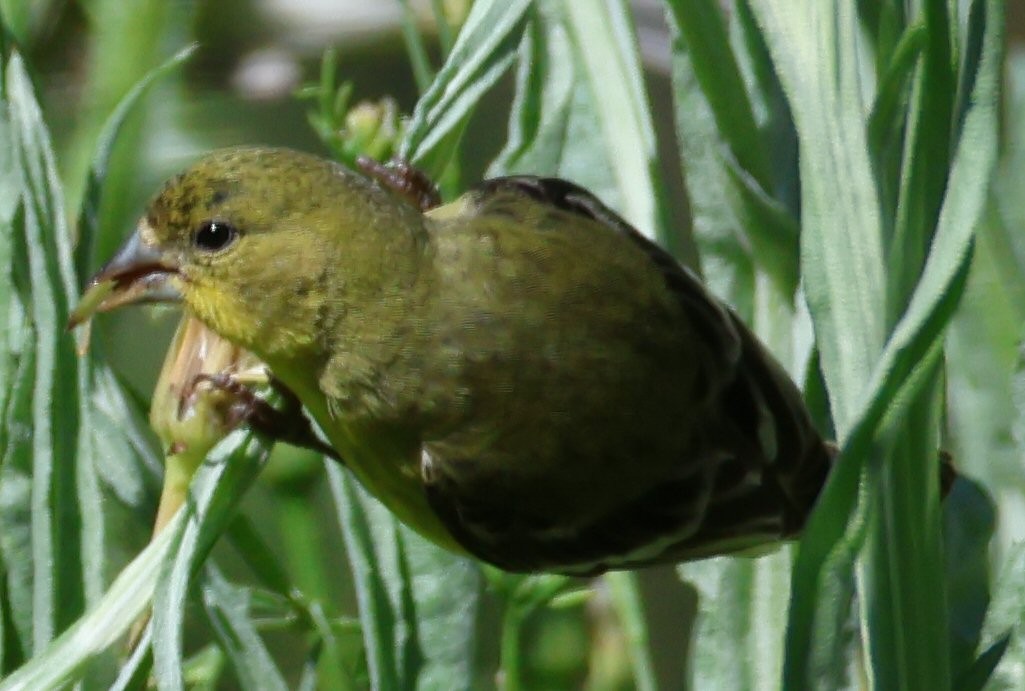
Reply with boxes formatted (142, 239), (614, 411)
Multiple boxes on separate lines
(70, 146), (833, 576)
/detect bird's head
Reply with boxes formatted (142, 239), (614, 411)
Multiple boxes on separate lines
(71, 147), (427, 360)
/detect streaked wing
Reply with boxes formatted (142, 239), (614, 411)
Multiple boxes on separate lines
(421, 176), (831, 574)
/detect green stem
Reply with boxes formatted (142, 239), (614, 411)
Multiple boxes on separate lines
(275, 490), (350, 691)
(430, 0), (454, 55)
(396, 0), (435, 93)
(500, 604), (525, 691)
(605, 572), (658, 691)
(276, 492), (332, 603)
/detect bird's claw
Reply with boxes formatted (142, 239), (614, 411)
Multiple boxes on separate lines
(181, 372), (343, 463)
(357, 155), (442, 211)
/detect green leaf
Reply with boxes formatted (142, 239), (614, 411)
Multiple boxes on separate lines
(488, 4), (622, 214)
(73, 43), (195, 280)
(200, 567), (289, 691)
(400, 0), (531, 176)
(945, 205), (1025, 494)
(561, 0), (664, 242)
(975, 545), (1025, 689)
(664, 0), (770, 190)
(0, 100), (20, 406)
(4, 49), (93, 651)
(0, 42), (200, 683)
(955, 633), (1012, 691)
(429, 0), (456, 57)
(728, 2), (881, 684)
(88, 364), (161, 509)
(876, 0), (1001, 367)
(681, 551), (806, 691)
(401, 527), (480, 691)
(942, 478), (997, 680)
(866, 23), (925, 212)
(0, 512), (184, 691)
(326, 465), (480, 691)
(151, 433), (272, 691)
(395, 0), (435, 94)
(664, 0), (762, 309)
(784, 254), (969, 689)
(721, 157), (799, 296)
(859, 368), (949, 690)
(0, 332), (35, 664)
(108, 624), (153, 691)
(492, 0), (674, 252)
(886, 0), (956, 322)
(327, 466), (405, 691)
(746, 0), (1003, 686)
(853, 12), (1004, 684)
(604, 572), (657, 691)
(488, 6), (575, 170)
(749, 0), (887, 435)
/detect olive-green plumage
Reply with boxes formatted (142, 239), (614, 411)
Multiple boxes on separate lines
(77, 147), (831, 574)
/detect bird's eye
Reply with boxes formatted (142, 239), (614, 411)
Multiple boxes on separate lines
(194, 220), (237, 252)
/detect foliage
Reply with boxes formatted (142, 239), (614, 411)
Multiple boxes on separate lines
(0, 0), (1019, 689)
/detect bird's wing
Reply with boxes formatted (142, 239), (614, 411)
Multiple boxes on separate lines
(469, 177), (829, 523)
(458, 176), (745, 377)
(422, 177), (831, 574)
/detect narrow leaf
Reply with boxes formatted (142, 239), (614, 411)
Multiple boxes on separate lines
(489, 3), (624, 213)
(151, 433), (272, 691)
(605, 572), (657, 691)
(401, 531), (480, 691)
(954, 633), (1012, 691)
(943, 478), (997, 680)
(0, 513), (184, 691)
(326, 465), (403, 691)
(6, 50), (92, 649)
(401, 0), (531, 176)
(561, 0), (663, 240)
(975, 545), (1025, 689)
(74, 43), (196, 280)
(664, 0), (771, 189)
(327, 464), (480, 691)
(200, 567), (289, 691)
(750, 0), (887, 434)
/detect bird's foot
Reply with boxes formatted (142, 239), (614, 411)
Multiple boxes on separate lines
(183, 372), (343, 462)
(357, 155), (441, 211)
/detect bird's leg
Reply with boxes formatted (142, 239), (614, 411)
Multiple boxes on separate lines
(356, 155), (442, 211)
(185, 372), (344, 463)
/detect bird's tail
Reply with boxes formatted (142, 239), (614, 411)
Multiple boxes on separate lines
(719, 315), (833, 538)
(728, 317), (960, 540)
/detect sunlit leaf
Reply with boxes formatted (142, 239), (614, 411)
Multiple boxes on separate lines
(401, 0), (531, 176)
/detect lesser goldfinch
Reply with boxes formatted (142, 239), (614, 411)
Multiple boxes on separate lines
(71, 147), (831, 575)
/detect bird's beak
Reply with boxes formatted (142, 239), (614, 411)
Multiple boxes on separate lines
(68, 218), (183, 330)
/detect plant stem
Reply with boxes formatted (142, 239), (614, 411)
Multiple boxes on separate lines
(500, 604), (525, 691)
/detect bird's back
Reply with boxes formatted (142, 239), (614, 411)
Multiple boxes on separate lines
(417, 178), (831, 574)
